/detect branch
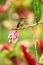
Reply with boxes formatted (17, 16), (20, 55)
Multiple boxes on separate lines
(17, 19), (43, 30)
(40, 0), (43, 4)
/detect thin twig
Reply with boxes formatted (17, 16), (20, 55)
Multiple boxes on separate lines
(40, 0), (43, 4)
(18, 20), (43, 30)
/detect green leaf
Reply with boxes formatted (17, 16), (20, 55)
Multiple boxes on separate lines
(39, 54), (43, 63)
(36, 41), (41, 60)
(28, 46), (36, 58)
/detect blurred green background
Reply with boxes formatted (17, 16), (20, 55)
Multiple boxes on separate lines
(0, 0), (43, 43)
(0, 0), (43, 65)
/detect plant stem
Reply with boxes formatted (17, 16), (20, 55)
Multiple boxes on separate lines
(11, 19), (43, 30)
(31, 27), (39, 64)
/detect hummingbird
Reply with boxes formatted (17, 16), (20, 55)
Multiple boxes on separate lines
(17, 17), (24, 28)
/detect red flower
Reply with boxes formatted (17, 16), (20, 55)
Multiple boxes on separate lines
(8, 29), (19, 43)
(0, 45), (3, 50)
(39, 64), (43, 65)
(38, 39), (43, 53)
(0, 44), (10, 51)
(2, 44), (10, 50)
(0, 6), (8, 12)
(21, 45), (36, 65)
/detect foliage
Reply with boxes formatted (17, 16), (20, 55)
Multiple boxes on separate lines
(0, 0), (43, 65)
